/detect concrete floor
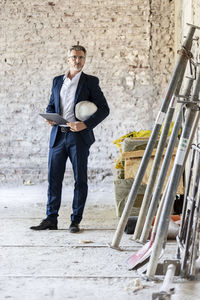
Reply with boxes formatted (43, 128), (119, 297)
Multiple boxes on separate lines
(0, 183), (200, 300)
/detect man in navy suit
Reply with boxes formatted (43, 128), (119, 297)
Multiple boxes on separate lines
(30, 45), (109, 233)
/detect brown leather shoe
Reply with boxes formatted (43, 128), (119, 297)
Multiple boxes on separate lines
(30, 219), (57, 230)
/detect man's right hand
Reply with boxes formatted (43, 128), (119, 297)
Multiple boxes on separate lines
(46, 120), (56, 126)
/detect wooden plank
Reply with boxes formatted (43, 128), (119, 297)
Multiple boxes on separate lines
(122, 147), (178, 159)
(124, 152), (184, 194)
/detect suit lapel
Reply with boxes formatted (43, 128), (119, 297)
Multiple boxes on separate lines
(74, 72), (86, 105)
(55, 75), (64, 113)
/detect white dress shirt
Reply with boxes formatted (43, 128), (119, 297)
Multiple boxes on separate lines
(60, 71), (82, 123)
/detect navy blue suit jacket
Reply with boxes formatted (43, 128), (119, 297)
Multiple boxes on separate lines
(46, 72), (110, 148)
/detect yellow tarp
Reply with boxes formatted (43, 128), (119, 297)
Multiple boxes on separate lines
(113, 122), (180, 149)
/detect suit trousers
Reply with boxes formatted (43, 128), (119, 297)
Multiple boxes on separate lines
(46, 129), (90, 224)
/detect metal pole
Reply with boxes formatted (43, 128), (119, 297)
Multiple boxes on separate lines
(146, 69), (200, 277)
(133, 94), (178, 241)
(181, 146), (200, 277)
(152, 263), (176, 299)
(134, 73), (193, 242)
(189, 148), (200, 279)
(110, 24), (197, 249)
(147, 110), (200, 278)
(177, 142), (196, 247)
(161, 264), (176, 294)
(190, 167), (200, 279)
(139, 79), (194, 243)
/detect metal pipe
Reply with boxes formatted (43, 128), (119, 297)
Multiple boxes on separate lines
(110, 24), (197, 249)
(189, 159), (200, 279)
(189, 171), (200, 279)
(181, 148), (200, 276)
(178, 143), (196, 242)
(133, 71), (192, 242)
(146, 68), (200, 277)
(133, 95), (178, 241)
(139, 79), (194, 243)
(152, 263), (177, 299)
(161, 264), (176, 294)
(176, 145), (196, 260)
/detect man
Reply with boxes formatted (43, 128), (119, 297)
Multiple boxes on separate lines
(30, 45), (109, 233)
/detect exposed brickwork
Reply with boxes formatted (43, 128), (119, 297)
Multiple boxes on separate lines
(149, 0), (175, 117)
(0, 0), (175, 184)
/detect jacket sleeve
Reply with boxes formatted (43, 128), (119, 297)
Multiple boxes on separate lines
(46, 77), (56, 113)
(84, 77), (110, 129)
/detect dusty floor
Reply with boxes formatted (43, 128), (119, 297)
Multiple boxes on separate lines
(0, 183), (200, 300)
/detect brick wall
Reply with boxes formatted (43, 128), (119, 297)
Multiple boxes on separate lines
(0, 0), (175, 185)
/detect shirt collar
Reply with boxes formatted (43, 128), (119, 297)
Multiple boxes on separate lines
(63, 71), (82, 81)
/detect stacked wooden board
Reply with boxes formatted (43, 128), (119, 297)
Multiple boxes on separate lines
(114, 137), (184, 217)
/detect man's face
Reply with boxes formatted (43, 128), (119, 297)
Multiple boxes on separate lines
(67, 50), (86, 72)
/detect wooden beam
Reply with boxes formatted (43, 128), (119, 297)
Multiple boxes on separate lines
(122, 147), (178, 159)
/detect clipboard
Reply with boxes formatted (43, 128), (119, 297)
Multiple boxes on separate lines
(39, 113), (68, 125)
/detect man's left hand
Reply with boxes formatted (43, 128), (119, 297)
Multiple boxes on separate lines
(67, 121), (87, 132)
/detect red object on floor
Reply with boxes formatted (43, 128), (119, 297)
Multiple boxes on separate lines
(152, 215), (180, 226)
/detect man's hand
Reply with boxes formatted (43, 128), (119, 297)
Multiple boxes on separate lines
(67, 121), (87, 132)
(46, 120), (56, 126)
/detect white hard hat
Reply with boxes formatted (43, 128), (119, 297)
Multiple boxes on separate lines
(75, 101), (97, 121)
